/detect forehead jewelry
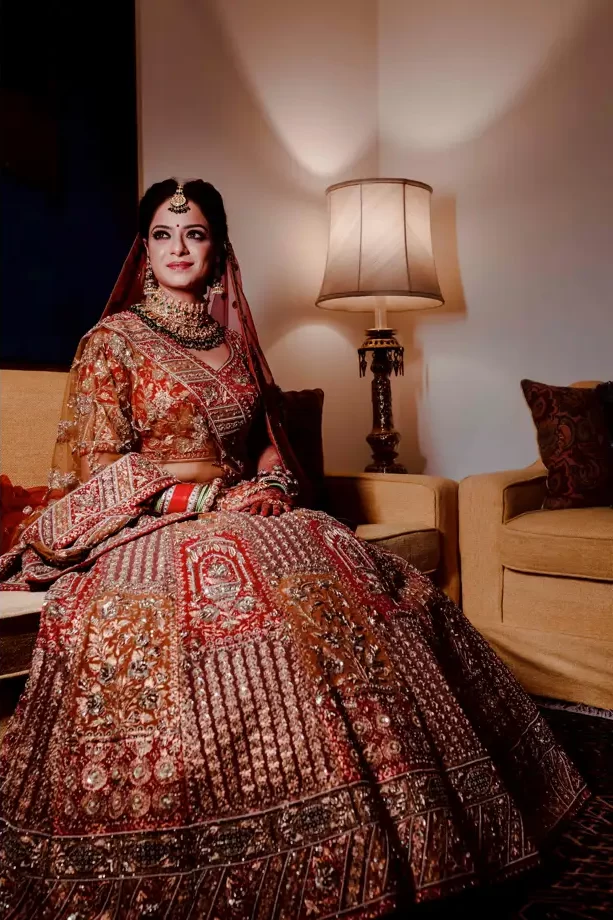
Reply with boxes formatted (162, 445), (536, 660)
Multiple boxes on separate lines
(168, 183), (190, 214)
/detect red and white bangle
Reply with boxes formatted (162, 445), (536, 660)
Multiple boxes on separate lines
(153, 479), (226, 515)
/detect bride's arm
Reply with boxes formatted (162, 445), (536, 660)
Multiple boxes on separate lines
(74, 329), (135, 483)
(256, 443), (283, 474)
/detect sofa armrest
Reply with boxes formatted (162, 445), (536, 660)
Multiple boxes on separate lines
(460, 463), (546, 525)
(458, 464), (546, 624)
(324, 472), (459, 603)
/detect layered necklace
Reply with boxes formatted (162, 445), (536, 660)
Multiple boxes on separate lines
(130, 288), (225, 350)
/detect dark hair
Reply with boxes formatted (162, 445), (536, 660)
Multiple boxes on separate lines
(138, 178), (229, 273)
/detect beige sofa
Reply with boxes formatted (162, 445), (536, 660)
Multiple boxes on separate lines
(0, 368), (460, 679)
(459, 382), (613, 710)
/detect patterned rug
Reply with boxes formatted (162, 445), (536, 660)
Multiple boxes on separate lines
(512, 702), (612, 919)
(1, 682), (611, 917)
(416, 700), (613, 919)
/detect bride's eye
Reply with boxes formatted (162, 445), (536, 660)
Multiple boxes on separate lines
(187, 229), (208, 241)
(152, 229), (170, 240)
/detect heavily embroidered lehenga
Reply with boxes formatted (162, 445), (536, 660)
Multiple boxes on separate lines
(0, 240), (587, 919)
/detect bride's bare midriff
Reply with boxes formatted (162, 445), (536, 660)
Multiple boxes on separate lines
(158, 459), (222, 483)
(83, 454), (222, 484)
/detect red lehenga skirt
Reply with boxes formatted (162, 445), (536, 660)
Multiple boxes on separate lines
(0, 507), (587, 919)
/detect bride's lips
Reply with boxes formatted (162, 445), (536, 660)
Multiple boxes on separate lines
(167, 261), (194, 270)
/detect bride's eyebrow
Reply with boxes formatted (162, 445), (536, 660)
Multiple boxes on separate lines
(151, 224), (208, 230)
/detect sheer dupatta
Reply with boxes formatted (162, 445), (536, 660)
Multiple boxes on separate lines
(48, 235), (310, 503)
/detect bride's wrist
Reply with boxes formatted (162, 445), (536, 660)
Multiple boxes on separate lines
(255, 465), (298, 497)
(153, 479), (224, 514)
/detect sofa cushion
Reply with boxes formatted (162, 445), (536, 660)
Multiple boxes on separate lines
(501, 507), (613, 581)
(501, 569), (612, 643)
(521, 379), (613, 510)
(356, 523), (440, 573)
(0, 591), (45, 678)
(0, 592), (45, 617)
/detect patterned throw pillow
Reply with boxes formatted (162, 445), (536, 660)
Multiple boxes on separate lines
(521, 380), (613, 510)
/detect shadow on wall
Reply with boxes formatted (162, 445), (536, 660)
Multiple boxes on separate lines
(385, 192), (468, 474)
(380, 0), (613, 477)
(139, 0), (379, 471)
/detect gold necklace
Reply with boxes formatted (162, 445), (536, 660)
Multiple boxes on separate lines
(130, 289), (225, 350)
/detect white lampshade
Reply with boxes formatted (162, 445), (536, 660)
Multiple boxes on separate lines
(316, 178), (443, 324)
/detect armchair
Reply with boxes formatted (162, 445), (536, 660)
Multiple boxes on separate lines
(459, 383), (613, 709)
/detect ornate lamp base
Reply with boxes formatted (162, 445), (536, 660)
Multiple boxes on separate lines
(358, 329), (407, 474)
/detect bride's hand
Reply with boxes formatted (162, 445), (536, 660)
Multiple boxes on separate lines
(247, 494), (292, 517)
(216, 483), (293, 516)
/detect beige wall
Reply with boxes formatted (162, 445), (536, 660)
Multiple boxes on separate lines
(137, 0), (378, 472)
(139, 0), (613, 479)
(378, 0), (613, 478)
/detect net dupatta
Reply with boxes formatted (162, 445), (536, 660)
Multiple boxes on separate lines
(48, 235), (311, 502)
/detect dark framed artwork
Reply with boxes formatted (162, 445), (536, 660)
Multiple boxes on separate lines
(1, 1), (139, 368)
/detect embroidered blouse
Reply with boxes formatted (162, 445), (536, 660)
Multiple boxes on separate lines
(73, 311), (261, 479)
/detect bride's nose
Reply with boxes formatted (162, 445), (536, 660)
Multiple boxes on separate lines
(170, 233), (188, 256)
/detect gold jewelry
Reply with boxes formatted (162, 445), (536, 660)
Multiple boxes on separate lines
(130, 288), (225, 350)
(210, 277), (224, 295)
(168, 183), (190, 214)
(143, 255), (158, 295)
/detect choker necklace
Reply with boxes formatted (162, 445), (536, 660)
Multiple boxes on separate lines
(130, 289), (225, 350)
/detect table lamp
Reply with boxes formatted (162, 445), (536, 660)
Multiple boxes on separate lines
(316, 178), (443, 472)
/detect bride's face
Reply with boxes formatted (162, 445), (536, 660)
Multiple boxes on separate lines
(147, 199), (214, 296)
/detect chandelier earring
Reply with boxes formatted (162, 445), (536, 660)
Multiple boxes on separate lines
(210, 275), (224, 296)
(210, 257), (224, 295)
(143, 255), (158, 295)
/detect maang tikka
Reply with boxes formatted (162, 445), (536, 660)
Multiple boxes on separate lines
(168, 183), (190, 215)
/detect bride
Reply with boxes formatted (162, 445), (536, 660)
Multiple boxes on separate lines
(0, 179), (586, 919)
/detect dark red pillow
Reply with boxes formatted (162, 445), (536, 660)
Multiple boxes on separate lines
(521, 380), (613, 510)
(281, 389), (325, 506)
